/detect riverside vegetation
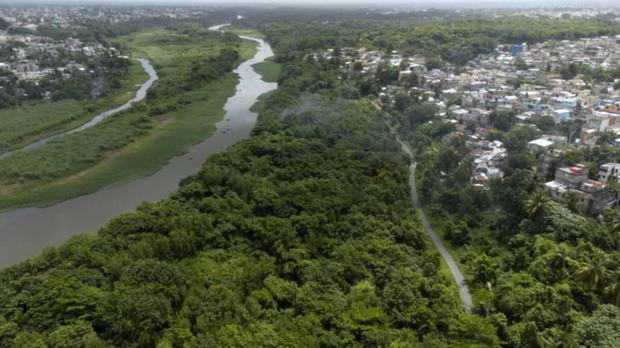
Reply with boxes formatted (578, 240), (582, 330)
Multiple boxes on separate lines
(0, 23), (258, 210)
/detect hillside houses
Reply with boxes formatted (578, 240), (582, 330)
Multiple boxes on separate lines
(543, 163), (620, 214)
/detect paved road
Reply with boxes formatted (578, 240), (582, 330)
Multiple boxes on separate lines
(397, 138), (473, 312)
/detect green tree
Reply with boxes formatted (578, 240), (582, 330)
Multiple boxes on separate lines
(576, 251), (610, 291)
(520, 322), (542, 348)
(12, 331), (47, 348)
(563, 191), (581, 213)
(472, 253), (499, 284)
(524, 190), (551, 223)
(603, 270), (620, 306)
(575, 305), (620, 348)
(48, 321), (108, 348)
(490, 110), (516, 132)
(341, 280), (385, 333)
(448, 313), (501, 347)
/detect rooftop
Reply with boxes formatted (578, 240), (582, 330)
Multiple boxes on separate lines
(529, 138), (554, 147)
(544, 180), (567, 191)
(558, 166), (587, 175)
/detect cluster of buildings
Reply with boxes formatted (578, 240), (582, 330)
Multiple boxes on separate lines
(320, 31), (620, 214)
(331, 34), (620, 136)
(0, 9), (135, 100)
(467, 36), (620, 214)
(449, 35), (620, 133)
(0, 33), (114, 82)
(0, 6), (213, 28)
(542, 162), (620, 214)
(470, 139), (506, 182)
(518, 8), (620, 20)
(0, 6), (229, 87)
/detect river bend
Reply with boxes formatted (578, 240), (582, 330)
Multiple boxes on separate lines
(0, 29), (276, 269)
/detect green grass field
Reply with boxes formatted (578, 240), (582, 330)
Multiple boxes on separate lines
(118, 26), (259, 69)
(0, 25), (259, 210)
(252, 58), (281, 83)
(0, 75), (239, 210)
(0, 62), (148, 153)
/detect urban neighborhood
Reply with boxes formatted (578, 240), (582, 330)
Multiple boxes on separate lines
(317, 30), (620, 215)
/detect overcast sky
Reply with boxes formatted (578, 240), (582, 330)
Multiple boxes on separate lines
(0, 0), (609, 5)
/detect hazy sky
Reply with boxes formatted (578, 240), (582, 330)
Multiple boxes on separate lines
(2, 0), (611, 5)
(1, 0), (616, 10)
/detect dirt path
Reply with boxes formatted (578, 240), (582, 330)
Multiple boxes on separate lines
(397, 137), (473, 312)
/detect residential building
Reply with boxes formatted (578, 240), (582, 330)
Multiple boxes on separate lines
(555, 165), (588, 189)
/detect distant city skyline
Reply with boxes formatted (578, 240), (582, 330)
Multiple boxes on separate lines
(0, 0), (616, 9)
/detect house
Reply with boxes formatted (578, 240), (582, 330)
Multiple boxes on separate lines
(581, 129), (597, 144)
(541, 134), (568, 144)
(544, 180), (568, 198)
(580, 180), (618, 214)
(555, 165), (588, 189)
(537, 148), (564, 180)
(398, 70), (413, 80)
(450, 108), (469, 121)
(458, 108), (491, 126)
(599, 163), (620, 184)
(528, 138), (554, 152)
(542, 159), (620, 214)
(553, 109), (571, 123)
(502, 95), (520, 106)
(587, 111), (620, 132)
(474, 164), (503, 180)
(509, 45), (523, 53)
(603, 104), (620, 114)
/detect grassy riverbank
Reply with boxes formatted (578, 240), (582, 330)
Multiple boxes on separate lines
(0, 25), (260, 211)
(224, 26), (280, 83)
(0, 61), (148, 154)
(0, 75), (239, 209)
(252, 58), (281, 83)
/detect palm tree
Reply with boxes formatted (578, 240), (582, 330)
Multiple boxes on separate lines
(606, 221), (620, 250)
(524, 189), (551, 223)
(603, 270), (620, 306)
(540, 335), (562, 348)
(563, 191), (580, 213)
(549, 246), (572, 270)
(576, 251), (610, 291)
(540, 330), (579, 348)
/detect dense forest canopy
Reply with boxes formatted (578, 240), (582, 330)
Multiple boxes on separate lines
(0, 61), (482, 347)
(244, 15), (620, 66)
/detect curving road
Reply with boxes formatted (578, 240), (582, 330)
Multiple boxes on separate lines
(397, 137), (473, 312)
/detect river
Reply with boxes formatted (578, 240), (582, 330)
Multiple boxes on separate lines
(0, 28), (276, 269)
(0, 58), (158, 160)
